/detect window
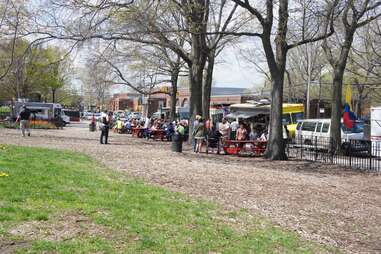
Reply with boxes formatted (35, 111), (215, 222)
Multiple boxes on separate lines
(291, 112), (304, 124)
(301, 121), (317, 131)
(322, 123), (330, 133)
(282, 114), (291, 125)
(316, 122), (323, 132)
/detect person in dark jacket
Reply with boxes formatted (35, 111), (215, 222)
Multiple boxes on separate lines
(100, 111), (110, 144)
(16, 105), (31, 137)
(207, 125), (222, 153)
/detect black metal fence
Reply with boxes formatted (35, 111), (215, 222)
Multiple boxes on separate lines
(287, 135), (381, 172)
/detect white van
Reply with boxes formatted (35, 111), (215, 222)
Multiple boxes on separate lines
(295, 119), (364, 146)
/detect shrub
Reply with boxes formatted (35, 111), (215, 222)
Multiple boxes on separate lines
(0, 106), (11, 113)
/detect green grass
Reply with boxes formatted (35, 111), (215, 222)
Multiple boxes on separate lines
(0, 145), (332, 253)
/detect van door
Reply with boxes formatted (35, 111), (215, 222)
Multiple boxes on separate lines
(315, 121), (323, 136)
(300, 121), (317, 145)
(321, 122), (330, 141)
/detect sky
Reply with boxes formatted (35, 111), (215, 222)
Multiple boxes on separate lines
(213, 44), (265, 89)
(69, 38), (267, 95)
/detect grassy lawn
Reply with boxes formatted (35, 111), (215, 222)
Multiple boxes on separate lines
(0, 145), (332, 253)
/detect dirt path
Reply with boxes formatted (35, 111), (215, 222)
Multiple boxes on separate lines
(1, 125), (380, 253)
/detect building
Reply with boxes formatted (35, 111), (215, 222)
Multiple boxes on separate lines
(109, 93), (141, 112)
(150, 86), (257, 108)
(109, 87), (259, 116)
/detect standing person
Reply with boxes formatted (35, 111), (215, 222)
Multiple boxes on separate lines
(194, 118), (206, 153)
(176, 120), (185, 139)
(218, 118), (231, 141)
(99, 110), (110, 144)
(192, 115), (201, 152)
(249, 126), (259, 140)
(230, 119), (239, 140)
(16, 105), (31, 137)
(207, 125), (222, 153)
(236, 122), (248, 141)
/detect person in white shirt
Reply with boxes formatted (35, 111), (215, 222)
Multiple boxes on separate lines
(230, 119), (239, 140)
(143, 116), (151, 129)
(218, 118), (231, 141)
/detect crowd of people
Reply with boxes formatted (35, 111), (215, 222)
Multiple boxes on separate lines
(191, 115), (272, 153)
(94, 110), (190, 144)
(94, 110), (286, 154)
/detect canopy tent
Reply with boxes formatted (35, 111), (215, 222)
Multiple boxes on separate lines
(226, 112), (262, 119)
(226, 103), (270, 119)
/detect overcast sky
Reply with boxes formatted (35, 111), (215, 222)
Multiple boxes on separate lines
(213, 44), (265, 89)
(71, 39), (267, 94)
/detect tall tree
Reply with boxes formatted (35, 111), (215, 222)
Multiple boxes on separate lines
(322, 0), (381, 148)
(230, 0), (337, 160)
(202, 1), (241, 118)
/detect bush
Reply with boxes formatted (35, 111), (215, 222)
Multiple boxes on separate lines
(0, 106), (11, 113)
(0, 106), (11, 120)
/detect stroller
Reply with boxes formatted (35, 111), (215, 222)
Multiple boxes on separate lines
(206, 127), (222, 154)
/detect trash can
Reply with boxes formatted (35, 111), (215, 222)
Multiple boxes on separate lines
(89, 123), (96, 132)
(171, 133), (183, 153)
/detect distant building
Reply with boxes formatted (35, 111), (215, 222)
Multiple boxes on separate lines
(150, 86), (258, 108)
(108, 86), (259, 115)
(109, 93), (141, 112)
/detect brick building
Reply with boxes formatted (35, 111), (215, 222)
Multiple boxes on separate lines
(109, 93), (141, 112)
(109, 87), (258, 114)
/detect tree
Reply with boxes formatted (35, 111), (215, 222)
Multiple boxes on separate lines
(230, 0), (337, 160)
(202, 1), (241, 118)
(322, 0), (381, 148)
(344, 22), (381, 116)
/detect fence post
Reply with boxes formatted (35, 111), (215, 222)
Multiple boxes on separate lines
(314, 136), (318, 161)
(300, 135), (303, 160)
(349, 140), (352, 168)
(369, 140), (372, 171)
(330, 137), (334, 163)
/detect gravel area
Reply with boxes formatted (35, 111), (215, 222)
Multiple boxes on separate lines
(1, 123), (381, 253)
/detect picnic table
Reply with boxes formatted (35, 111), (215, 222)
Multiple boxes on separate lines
(222, 140), (267, 156)
(148, 129), (166, 141)
(131, 127), (146, 138)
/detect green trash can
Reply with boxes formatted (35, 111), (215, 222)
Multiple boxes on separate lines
(171, 133), (183, 153)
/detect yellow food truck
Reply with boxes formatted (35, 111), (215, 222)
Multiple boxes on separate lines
(282, 104), (304, 137)
(227, 102), (304, 138)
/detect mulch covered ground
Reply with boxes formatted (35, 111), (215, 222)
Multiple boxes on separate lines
(1, 124), (380, 253)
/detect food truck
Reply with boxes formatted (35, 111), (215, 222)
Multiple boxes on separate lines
(13, 102), (70, 125)
(227, 102), (304, 137)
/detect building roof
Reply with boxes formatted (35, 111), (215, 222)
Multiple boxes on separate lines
(211, 87), (250, 96)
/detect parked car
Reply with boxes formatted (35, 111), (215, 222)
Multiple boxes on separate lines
(295, 119), (368, 154)
(128, 112), (141, 120)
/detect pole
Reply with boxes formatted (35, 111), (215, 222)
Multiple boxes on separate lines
(306, 44), (312, 119)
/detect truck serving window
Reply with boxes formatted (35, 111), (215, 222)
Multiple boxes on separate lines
(291, 112), (304, 124)
(282, 114), (291, 125)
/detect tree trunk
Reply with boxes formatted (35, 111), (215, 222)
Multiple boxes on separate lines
(262, 0), (289, 161)
(316, 74), (322, 118)
(187, 3), (208, 141)
(356, 85), (364, 118)
(52, 88), (56, 103)
(202, 51), (215, 120)
(329, 32), (354, 150)
(261, 42), (288, 159)
(170, 69), (179, 121)
(189, 62), (204, 120)
(330, 67), (344, 149)
(265, 75), (288, 160)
